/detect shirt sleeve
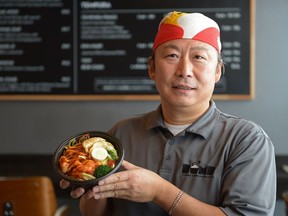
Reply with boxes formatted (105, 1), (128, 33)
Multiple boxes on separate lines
(219, 127), (276, 216)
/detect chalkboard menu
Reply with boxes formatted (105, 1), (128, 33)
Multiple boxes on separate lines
(0, 0), (254, 100)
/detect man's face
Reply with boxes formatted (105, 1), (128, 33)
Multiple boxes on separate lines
(149, 39), (221, 109)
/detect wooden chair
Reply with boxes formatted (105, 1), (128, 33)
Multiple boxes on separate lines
(283, 191), (288, 216)
(0, 176), (69, 216)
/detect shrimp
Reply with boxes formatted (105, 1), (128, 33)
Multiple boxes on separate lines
(71, 160), (98, 175)
(59, 156), (70, 173)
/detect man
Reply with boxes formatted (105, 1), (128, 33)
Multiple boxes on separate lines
(61, 11), (276, 215)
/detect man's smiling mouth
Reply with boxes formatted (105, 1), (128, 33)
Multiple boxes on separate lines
(173, 84), (195, 90)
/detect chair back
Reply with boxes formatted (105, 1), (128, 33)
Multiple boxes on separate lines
(0, 176), (57, 216)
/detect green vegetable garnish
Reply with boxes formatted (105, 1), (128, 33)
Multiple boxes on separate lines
(68, 138), (77, 146)
(107, 149), (119, 160)
(94, 165), (112, 178)
(81, 173), (96, 180)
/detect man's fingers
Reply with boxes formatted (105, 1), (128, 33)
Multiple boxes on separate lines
(82, 189), (96, 199)
(97, 161), (138, 186)
(93, 179), (128, 192)
(98, 169), (129, 186)
(60, 179), (70, 189)
(121, 160), (138, 170)
(93, 188), (127, 200)
(70, 186), (86, 199)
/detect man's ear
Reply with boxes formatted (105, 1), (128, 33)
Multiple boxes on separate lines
(215, 61), (223, 83)
(148, 56), (155, 80)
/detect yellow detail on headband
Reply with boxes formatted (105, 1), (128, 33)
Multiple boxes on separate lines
(161, 11), (186, 26)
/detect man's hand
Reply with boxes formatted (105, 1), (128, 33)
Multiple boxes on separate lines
(59, 179), (94, 199)
(90, 160), (165, 202)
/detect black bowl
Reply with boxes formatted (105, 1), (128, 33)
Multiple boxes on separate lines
(53, 131), (124, 190)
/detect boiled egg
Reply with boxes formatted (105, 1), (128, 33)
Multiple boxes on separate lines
(91, 146), (108, 161)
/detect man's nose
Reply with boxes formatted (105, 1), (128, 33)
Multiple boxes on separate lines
(176, 57), (193, 78)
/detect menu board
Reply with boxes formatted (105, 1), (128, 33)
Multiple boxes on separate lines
(0, 0), (254, 100)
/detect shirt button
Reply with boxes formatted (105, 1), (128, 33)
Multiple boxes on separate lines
(166, 155), (171, 160)
(169, 140), (175, 145)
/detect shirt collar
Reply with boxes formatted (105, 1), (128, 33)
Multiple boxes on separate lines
(145, 101), (220, 139)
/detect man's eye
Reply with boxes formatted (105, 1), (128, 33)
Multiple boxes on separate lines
(194, 55), (204, 60)
(166, 54), (179, 58)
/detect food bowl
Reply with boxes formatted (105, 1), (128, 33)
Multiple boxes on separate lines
(53, 131), (124, 190)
